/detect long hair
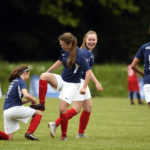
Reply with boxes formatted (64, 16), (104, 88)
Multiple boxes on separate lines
(58, 32), (78, 67)
(8, 64), (29, 83)
(80, 30), (98, 49)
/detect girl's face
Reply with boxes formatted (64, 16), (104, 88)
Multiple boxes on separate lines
(24, 71), (30, 81)
(60, 40), (72, 52)
(85, 34), (97, 50)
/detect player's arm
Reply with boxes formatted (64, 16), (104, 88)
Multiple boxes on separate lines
(22, 89), (37, 105)
(131, 57), (144, 77)
(80, 69), (91, 94)
(90, 71), (103, 92)
(47, 60), (62, 72)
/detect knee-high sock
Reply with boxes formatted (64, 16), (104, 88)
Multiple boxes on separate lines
(60, 113), (68, 137)
(0, 131), (9, 140)
(55, 108), (77, 127)
(78, 110), (91, 134)
(27, 115), (42, 134)
(39, 80), (47, 107)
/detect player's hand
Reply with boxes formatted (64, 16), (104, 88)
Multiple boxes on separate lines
(96, 83), (104, 92)
(80, 87), (86, 94)
(32, 98), (38, 105)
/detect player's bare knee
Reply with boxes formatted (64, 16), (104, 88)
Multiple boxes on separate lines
(35, 110), (42, 116)
(73, 107), (81, 113)
(59, 107), (67, 114)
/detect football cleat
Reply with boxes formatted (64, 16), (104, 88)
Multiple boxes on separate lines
(25, 133), (39, 141)
(60, 136), (67, 141)
(76, 133), (88, 138)
(48, 122), (57, 138)
(30, 104), (45, 111)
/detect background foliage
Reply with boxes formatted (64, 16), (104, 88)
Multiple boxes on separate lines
(0, 61), (129, 98)
(0, 0), (150, 63)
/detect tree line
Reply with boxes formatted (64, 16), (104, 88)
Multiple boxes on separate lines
(0, 0), (150, 63)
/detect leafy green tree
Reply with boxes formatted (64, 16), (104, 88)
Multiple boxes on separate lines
(40, 0), (139, 27)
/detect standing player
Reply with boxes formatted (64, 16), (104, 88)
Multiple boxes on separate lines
(131, 42), (150, 107)
(37, 32), (91, 140)
(48, 30), (103, 138)
(127, 57), (142, 105)
(0, 65), (42, 141)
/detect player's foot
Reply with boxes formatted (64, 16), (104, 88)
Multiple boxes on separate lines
(25, 133), (39, 141)
(60, 136), (67, 141)
(76, 133), (88, 138)
(131, 102), (134, 105)
(48, 122), (57, 138)
(30, 104), (45, 111)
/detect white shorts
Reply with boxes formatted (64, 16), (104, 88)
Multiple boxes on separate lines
(53, 74), (64, 91)
(3, 106), (35, 134)
(53, 74), (81, 104)
(73, 79), (91, 101)
(143, 84), (150, 103)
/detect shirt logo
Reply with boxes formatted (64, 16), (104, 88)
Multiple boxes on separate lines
(146, 46), (150, 50)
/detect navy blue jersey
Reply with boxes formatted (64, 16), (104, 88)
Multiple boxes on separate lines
(58, 47), (90, 83)
(135, 42), (150, 84)
(80, 47), (94, 79)
(3, 77), (27, 110)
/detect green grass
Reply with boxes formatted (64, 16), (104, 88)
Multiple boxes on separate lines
(0, 97), (150, 150)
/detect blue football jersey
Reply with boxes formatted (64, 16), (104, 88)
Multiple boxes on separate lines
(58, 47), (90, 83)
(135, 42), (150, 84)
(80, 47), (94, 79)
(3, 77), (27, 110)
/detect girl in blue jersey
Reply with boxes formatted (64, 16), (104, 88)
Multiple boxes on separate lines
(131, 42), (150, 107)
(48, 30), (103, 138)
(37, 32), (91, 140)
(0, 65), (42, 141)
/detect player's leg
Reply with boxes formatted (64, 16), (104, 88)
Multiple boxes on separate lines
(129, 91), (134, 104)
(136, 91), (142, 104)
(25, 110), (42, 141)
(0, 131), (9, 140)
(39, 72), (58, 109)
(59, 100), (69, 140)
(48, 102), (82, 138)
(77, 99), (92, 138)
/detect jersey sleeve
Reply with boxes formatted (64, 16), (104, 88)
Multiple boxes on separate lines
(19, 80), (27, 90)
(135, 45), (144, 60)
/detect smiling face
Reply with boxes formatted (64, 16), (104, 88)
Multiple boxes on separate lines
(85, 34), (97, 51)
(59, 40), (72, 52)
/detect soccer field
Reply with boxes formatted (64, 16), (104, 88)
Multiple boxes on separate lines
(0, 97), (150, 150)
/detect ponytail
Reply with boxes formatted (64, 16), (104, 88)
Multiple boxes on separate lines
(58, 32), (78, 67)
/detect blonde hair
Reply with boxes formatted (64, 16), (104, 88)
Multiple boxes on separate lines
(8, 64), (29, 83)
(58, 32), (78, 67)
(80, 30), (98, 49)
